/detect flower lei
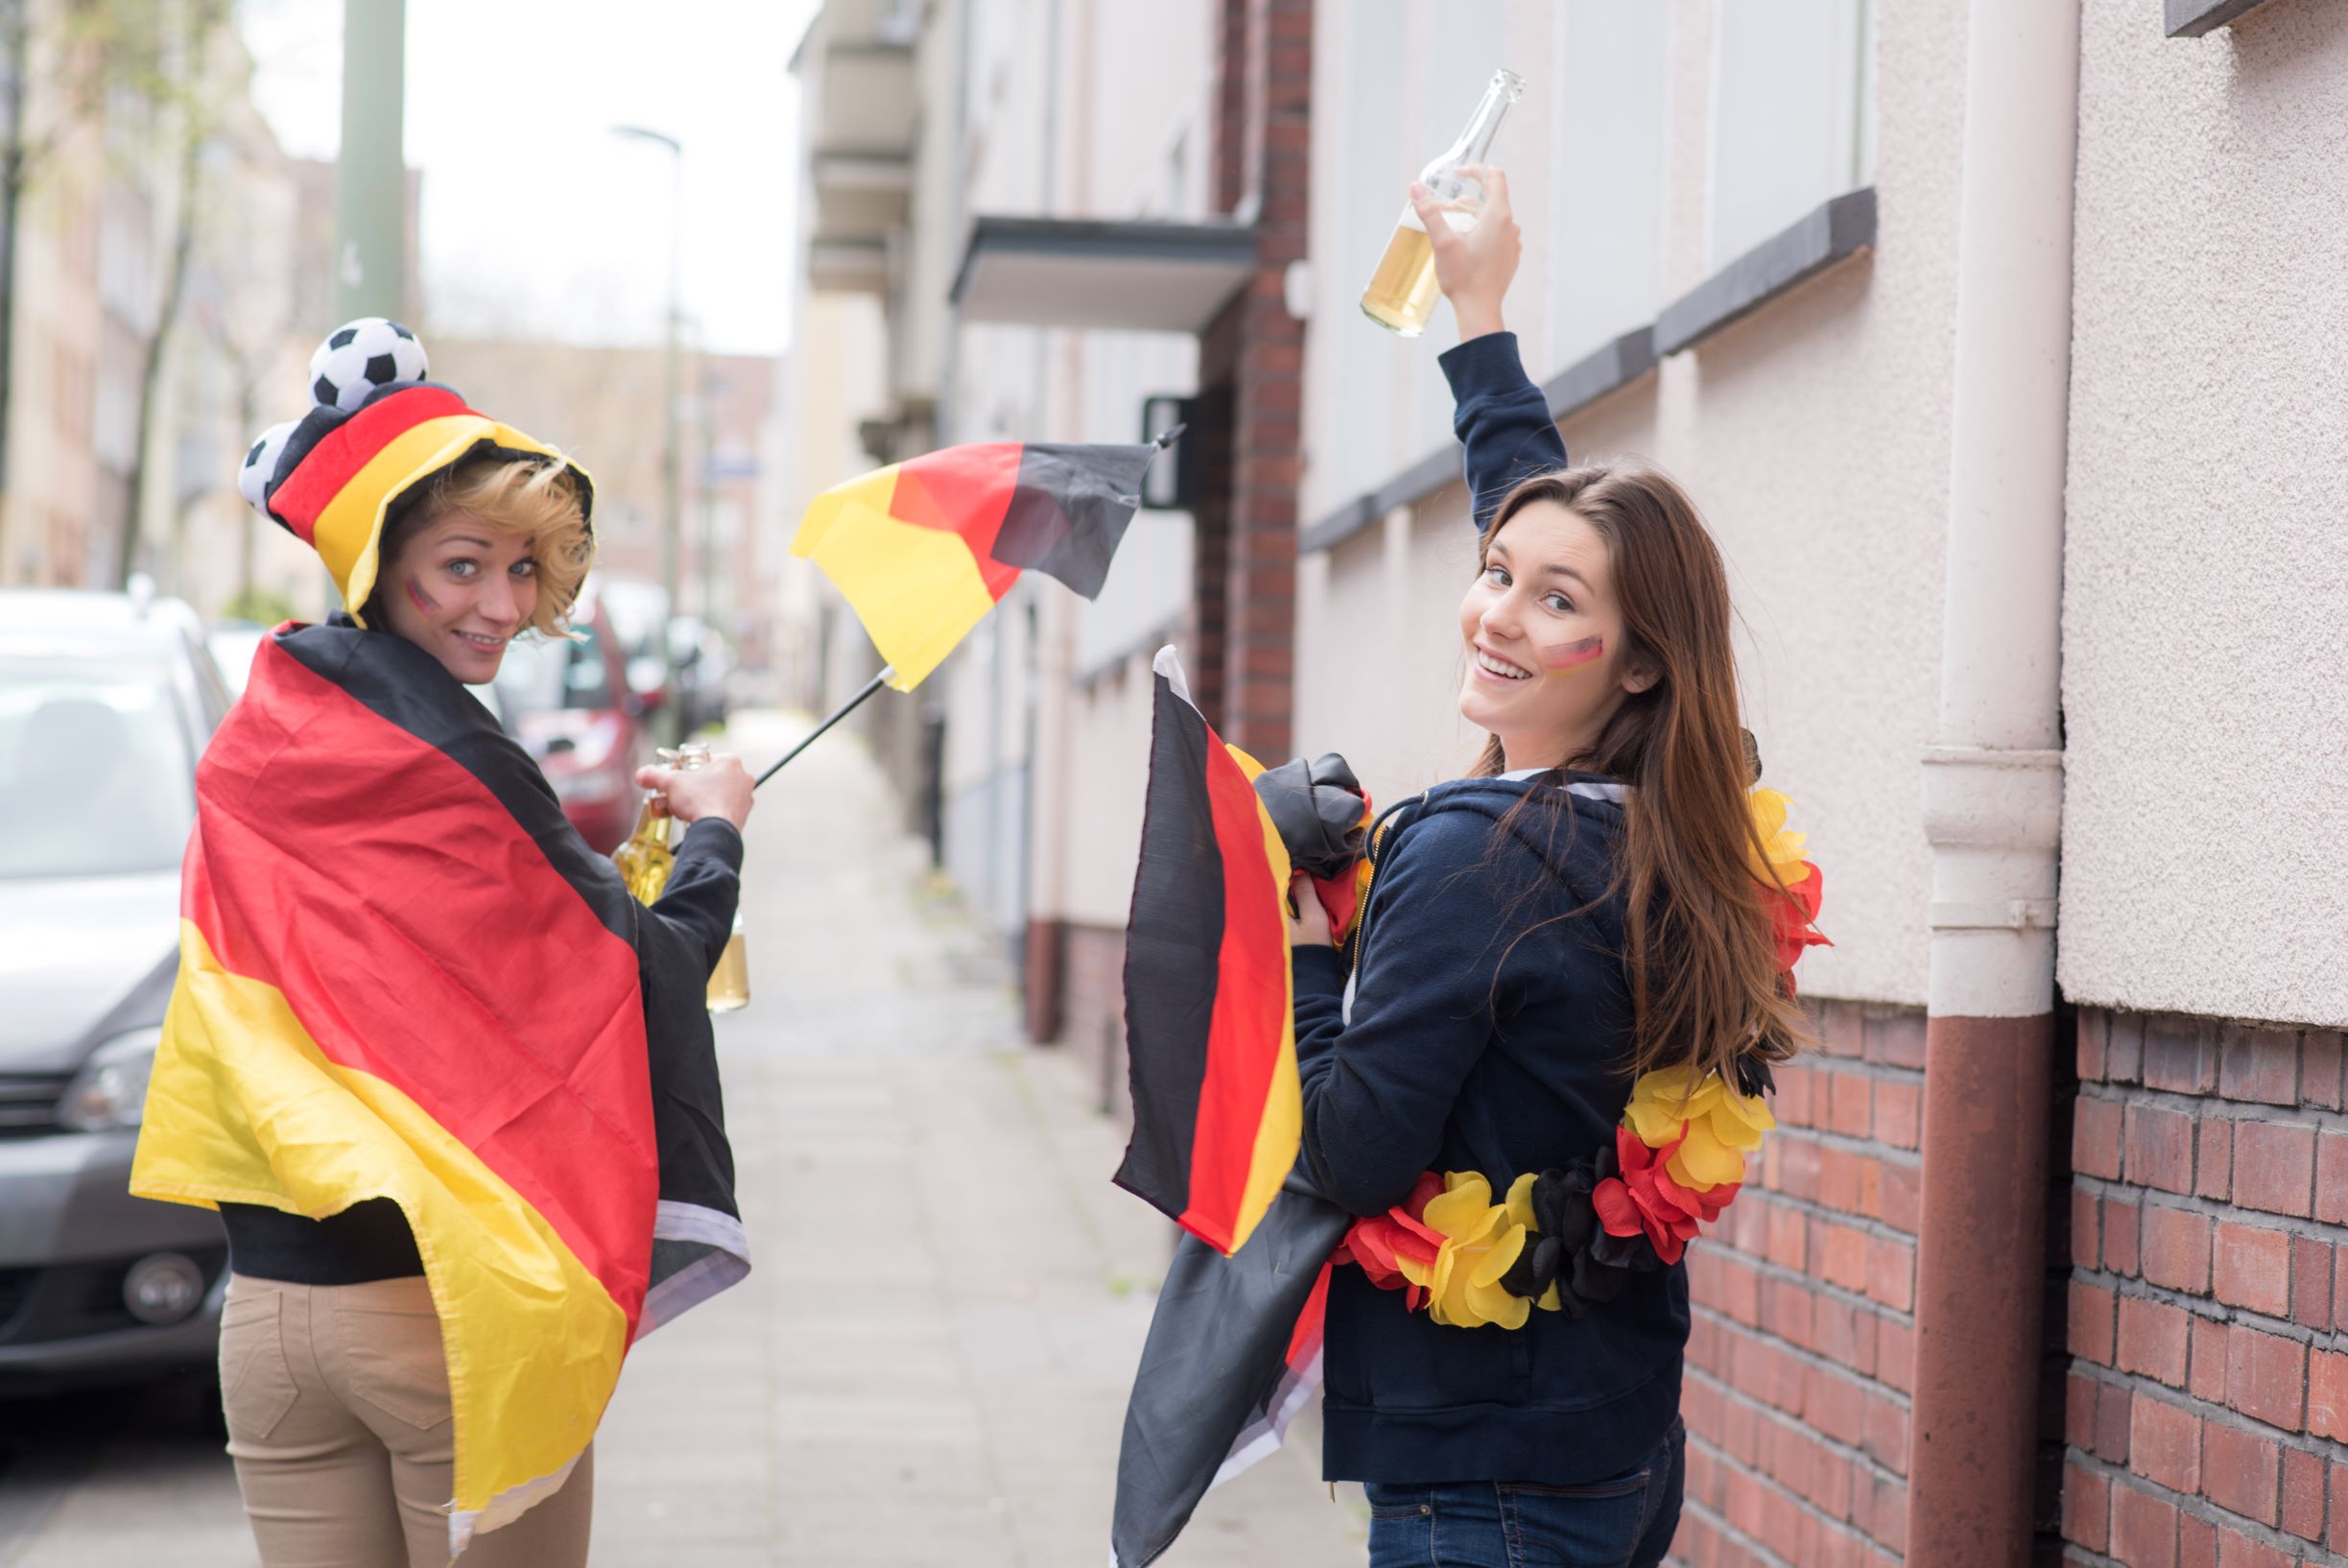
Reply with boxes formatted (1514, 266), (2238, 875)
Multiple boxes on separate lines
(1335, 784), (1826, 1329)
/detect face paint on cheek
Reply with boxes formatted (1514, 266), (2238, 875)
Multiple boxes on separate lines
(1539, 634), (1604, 675)
(403, 573), (439, 617)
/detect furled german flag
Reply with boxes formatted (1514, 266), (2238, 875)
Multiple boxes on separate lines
(1113, 647), (1300, 1257)
(790, 435), (1172, 691)
(131, 624), (746, 1554)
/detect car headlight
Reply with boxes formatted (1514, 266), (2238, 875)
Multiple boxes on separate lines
(59, 1029), (159, 1133)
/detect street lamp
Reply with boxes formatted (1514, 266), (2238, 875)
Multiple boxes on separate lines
(610, 123), (683, 620)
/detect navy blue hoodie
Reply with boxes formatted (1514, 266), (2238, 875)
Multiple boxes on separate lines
(1290, 330), (1686, 1486)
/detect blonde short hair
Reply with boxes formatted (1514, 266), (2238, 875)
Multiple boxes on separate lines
(373, 454), (594, 637)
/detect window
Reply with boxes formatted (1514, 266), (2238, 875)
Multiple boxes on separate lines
(1707, 0), (1875, 268)
(1546, 1), (1671, 370)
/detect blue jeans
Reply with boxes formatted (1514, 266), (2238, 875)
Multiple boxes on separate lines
(1362, 1420), (1685, 1568)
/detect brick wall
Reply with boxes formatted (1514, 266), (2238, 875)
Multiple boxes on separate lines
(1673, 998), (1927, 1568)
(2062, 1011), (2348, 1565)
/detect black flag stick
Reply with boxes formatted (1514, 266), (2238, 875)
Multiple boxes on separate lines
(753, 666), (895, 789)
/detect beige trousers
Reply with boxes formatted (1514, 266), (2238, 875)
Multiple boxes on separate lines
(218, 1273), (593, 1568)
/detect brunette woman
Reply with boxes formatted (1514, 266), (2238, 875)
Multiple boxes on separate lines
(1285, 170), (1816, 1568)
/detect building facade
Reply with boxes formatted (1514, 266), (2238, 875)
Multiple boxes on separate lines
(785, 1), (2348, 1563)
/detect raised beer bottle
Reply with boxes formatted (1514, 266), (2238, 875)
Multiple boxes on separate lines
(1360, 68), (1525, 337)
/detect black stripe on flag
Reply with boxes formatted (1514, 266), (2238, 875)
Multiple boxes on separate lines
(990, 440), (1161, 599)
(1112, 657), (1224, 1220)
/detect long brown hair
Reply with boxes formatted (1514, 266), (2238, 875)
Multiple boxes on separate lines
(1470, 465), (1811, 1082)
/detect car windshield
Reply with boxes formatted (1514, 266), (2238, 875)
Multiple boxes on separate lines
(0, 655), (194, 879)
(491, 628), (613, 715)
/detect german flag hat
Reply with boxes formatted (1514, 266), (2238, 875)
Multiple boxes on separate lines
(237, 318), (595, 624)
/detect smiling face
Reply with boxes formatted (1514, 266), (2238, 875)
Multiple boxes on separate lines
(376, 508), (541, 683)
(1457, 498), (1654, 772)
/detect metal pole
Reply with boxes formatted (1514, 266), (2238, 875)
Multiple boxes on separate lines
(753, 668), (892, 788)
(699, 364), (717, 624)
(334, 0), (407, 322)
(661, 156), (681, 616)
(611, 125), (684, 618)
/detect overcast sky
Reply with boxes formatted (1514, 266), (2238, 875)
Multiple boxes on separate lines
(241, 0), (818, 357)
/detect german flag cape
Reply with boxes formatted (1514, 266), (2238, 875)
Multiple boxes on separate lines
(131, 623), (747, 1553)
(790, 436), (1169, 692)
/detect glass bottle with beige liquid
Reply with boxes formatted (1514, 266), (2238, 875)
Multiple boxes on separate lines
(612, 742), (751, 1012)
(1360, 68), (1526, 337)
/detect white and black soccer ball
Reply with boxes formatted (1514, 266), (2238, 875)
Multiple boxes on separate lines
(307, 318), (428, 414)
(238, 418), (300, 516)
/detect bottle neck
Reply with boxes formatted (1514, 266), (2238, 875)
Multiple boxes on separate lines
(1444, 71), (1522, 168)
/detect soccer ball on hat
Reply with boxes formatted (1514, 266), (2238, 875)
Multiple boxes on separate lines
(238, 418), (300, 517)
(307, 318), (428, 414)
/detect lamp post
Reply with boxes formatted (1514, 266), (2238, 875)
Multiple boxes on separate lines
(610, 124), (683, 617)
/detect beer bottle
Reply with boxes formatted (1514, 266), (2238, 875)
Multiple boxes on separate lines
(609, 742), (752, 1011)
(1360, 68), (1525, 337)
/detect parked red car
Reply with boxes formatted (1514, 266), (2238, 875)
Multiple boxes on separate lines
(489, 584), (649, 853)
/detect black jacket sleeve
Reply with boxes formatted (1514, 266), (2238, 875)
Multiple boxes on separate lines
(1290, 808), (1522, 1217)
(649, 818), (744, 975)
(1438, 330), (1569, 532)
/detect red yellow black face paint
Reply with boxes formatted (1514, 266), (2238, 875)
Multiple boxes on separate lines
(404, 573), (440, 616)
(1539, 634), (1603, 675)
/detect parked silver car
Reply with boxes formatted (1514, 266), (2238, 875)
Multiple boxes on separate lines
(0, 586), (230, 1388)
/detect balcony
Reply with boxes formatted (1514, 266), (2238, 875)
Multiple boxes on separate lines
(950, 216), (1257, 334)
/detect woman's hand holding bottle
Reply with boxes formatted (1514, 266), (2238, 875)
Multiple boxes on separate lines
(1410, 161), (1521, 342)
(635, 755), (755, 832)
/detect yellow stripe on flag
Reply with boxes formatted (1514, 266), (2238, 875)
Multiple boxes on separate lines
(132, 921), (627, 1532)
(790, 465), (998, 691)
(311, 415), (496, 613)
(1232, 746), (1299, 1252)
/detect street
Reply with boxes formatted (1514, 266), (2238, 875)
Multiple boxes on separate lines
(0, 710), (1363, 1567)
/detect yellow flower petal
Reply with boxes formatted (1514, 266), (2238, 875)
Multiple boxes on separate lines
(1626, 1066), (1720, 1146)
(1464, 1278), (1530, 1330)
(1746, 787), (1808, 884)
(1705, 1091), (1775, 1152)
(1671, 1121), (1749, 1188)
(1505, 1173), (1539, 1232)
(1624, 1097), (1689, 1149)
(1429, 1240), (1458, 1307)
(1424, 1179), (1496, 1239)
(1468, 1223), (1527, 1288)
(1537, 1282), (1562, 1312)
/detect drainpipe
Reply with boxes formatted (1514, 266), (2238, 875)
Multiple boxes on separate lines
(1909, 1), (2078, 1563)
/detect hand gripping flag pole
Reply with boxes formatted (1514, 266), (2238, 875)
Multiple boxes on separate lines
(755, 427), (1180, 785)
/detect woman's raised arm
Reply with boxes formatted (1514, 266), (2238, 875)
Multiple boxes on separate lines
(1412, 165), (1569, 530)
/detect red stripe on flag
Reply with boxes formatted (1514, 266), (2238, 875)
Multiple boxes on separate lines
(182, 640), (658, 1321)
(271, 386), (474, 542)
(1173, 746), (1289, 1250)
(888, 442), (1024, 601)
(1286, 1261), (1331, 1369)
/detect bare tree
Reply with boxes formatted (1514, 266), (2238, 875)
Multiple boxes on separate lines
(114, 0), (231, 586)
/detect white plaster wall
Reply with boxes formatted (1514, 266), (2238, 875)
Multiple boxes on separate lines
(933, 0), (1215, 934)
(1293, 0), (1969, 1008)
(2059, 0), (2348, 1027)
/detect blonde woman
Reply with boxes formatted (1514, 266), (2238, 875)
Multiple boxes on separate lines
(134, 324), (751, 1566)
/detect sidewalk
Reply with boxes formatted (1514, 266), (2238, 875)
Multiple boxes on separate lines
(589, 707), (1362, 1565)
(6, 710), (1362, 1568)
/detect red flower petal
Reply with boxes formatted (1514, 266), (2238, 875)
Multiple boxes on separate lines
(1592, 1176), (1644, 1240)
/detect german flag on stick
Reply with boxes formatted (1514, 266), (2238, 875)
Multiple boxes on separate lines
(1113, 647), (1300, 1257)
(132, 625), (747, 1554)
(789, 434), (1172, 692)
